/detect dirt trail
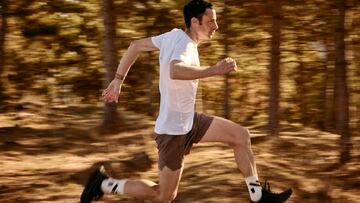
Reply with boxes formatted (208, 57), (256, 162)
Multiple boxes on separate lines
(0, 102), (359, 203)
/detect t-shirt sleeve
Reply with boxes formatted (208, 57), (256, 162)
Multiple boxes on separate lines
(152, 29), (192, 64)
(170, 41), (190, 63)
(151, 32), (165, 49)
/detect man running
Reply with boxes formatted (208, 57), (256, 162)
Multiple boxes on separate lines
(81, 0), (292, 202)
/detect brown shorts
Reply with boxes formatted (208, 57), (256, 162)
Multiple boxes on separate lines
(154, 112), (214, 171)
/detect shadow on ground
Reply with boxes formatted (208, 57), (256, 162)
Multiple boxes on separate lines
(0, 102), (359, 202)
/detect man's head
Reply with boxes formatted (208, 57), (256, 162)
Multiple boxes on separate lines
(183, 0), (219, 40)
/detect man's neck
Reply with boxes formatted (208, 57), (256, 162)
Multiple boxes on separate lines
(185, 29), (201, 44)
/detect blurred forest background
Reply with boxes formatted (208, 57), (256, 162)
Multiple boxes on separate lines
(0, 0), (359, 202)
(1, 0), (358, 158)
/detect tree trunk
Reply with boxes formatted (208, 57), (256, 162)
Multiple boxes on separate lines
(323, 38), (335, 132)
(268, 1), (281, 136)
(0, 0), (5, 73)
(101, 0), (120, 130)
(146, 53), (155, 117)
(294, 37), (307, 126)
(335, 0), (350, 163)
(145, 3), (155, 117)
(0, 0), (7, 103)
(224, 74), (230, 119)
(223, 0), (230, 119)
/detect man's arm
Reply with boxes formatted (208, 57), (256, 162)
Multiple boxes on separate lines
(102, 37), (157, 103)
(170, 57), (237, 80)
(115, 38), (158, 82)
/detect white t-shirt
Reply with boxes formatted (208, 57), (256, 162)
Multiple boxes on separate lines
(151, 28), (200, 135)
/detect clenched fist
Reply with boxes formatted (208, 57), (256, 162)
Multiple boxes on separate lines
(212, 57), (238, 75)
(102, 79), (122, 103)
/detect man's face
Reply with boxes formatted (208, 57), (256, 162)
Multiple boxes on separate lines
(193, 8), (219, 41)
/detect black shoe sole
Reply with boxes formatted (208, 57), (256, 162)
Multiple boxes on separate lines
(80, 166), (108, 203)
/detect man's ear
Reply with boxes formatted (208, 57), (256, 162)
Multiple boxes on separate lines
(191, 17), (199, 27)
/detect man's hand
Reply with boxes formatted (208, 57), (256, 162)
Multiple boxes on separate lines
(212, 57), (238, 75)
(102, 78), (122, 103)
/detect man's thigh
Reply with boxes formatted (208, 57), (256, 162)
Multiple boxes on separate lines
(200, 116), (246, 144)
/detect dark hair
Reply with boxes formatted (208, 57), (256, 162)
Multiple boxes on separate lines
(183, 0), (213, 29)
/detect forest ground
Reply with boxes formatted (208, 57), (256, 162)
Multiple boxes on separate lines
(0, 98), (359, 203)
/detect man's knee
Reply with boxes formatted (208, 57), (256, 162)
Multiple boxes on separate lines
(229, 125), (251, 148)
(155, 191), (178, 203)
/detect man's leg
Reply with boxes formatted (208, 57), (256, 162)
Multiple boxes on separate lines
(200, 116), (257, 178)
(81, 165), (183, 203)
(122, 166), (183, 202)
(199, 116), (292, 203)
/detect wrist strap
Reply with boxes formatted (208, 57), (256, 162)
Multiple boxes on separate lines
(115, 73), (125, 81)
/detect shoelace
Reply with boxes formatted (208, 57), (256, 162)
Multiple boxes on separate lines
(262, 179), (272, 193)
